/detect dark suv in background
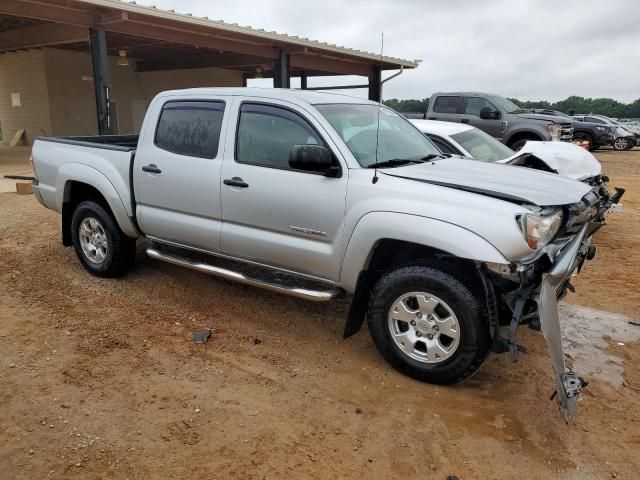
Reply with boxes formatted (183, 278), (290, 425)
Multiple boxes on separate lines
(527, 109), (613, 151)
(573, 114), (638, 150)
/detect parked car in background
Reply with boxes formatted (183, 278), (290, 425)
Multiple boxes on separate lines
(523, 109), (613, 151)
(425, 92), (574, 150)
(573, 114), (637, 150)
(411, 120), (624, 213)
(614, 119), (640, 135)
(31, 88), (609, 421)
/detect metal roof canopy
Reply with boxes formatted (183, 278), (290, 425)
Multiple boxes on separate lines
(0, 0), (419, 134)
(0, 0), (419, 76)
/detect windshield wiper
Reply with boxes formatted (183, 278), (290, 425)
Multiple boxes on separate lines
(366, 158), (424, 169)
(415, 154), (444, 161)
(367, 154), (449, 169)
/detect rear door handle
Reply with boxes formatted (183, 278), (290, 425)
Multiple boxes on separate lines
(223, 177), (249, 188)
(427, 117), (437, 120)
(460, 118), (470, 124)
(142, 164), (162, 174)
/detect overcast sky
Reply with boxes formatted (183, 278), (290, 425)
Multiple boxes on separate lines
(137, 0), (640, 102)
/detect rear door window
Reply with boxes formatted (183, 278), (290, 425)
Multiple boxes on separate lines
(432, 96), (463, 114)
(155, 101), (225, 158)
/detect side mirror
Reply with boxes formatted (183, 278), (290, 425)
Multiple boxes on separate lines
(289, 144), (336, 176)
(480, 107), (500, 120)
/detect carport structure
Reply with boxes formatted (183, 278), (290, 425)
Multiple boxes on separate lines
(0, 0), (418, 135)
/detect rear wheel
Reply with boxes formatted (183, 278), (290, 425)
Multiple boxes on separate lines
(508, 137), (537, 151)
(71, 200), (135, 277)
(367, 265), (491, 384)
(613, 137), (630, 151)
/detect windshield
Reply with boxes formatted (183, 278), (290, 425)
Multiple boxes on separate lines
(490, 95), (523, 114)
(316, 104), (441, 167)
(451, 128), (515, 161)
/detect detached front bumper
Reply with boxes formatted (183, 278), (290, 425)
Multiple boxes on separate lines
(537, 224), (589, 423)
(487, 224), (593, 423)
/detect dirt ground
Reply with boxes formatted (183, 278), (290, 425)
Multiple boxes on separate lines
(1, 147), (639, 479)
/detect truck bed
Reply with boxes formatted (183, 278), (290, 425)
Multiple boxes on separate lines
(31, 134), (139, 236)
(36, 134), (139, 152)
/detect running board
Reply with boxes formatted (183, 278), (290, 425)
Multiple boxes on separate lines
(146, 247), (341, 302)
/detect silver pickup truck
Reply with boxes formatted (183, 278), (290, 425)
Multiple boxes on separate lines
(31, 88), (606, 421)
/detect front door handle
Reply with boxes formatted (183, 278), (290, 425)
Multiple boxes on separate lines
(142, 164), (162, 174)
(223, 177), (249, 188)
(460, 118), (470, 124)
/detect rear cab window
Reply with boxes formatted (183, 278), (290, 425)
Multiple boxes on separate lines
(432, 96), (463, 114)
(155, 101), (225, 158)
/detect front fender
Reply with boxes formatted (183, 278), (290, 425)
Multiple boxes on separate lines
(57, 163), (138, 238)
(505, 125), (549, 143)
(339, 212), (508, 292)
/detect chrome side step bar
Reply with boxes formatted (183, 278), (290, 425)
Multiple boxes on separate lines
(146, 248), (342, 302)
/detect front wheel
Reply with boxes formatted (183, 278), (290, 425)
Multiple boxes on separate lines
(508, 138), (530, 151)
(613, 137), (630, 151)
(71, 200), (136, 277)
(367, 265), (491, 384)
(573, 132), (593, 151)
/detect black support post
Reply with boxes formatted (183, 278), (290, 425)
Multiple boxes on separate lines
(368, 64), (382, 102)
(273, 49), (290, 88)
(300, 71), (307, 90)
(89, 28), (113, 135)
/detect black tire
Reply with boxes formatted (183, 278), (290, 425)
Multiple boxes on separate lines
(573, 132), (593, 151)
(367, 265), (491, 384)
(613, 137), (630, 151)
(508, 137), (533, 151)
(71, 200), (136, 277)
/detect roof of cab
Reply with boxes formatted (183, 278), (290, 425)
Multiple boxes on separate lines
(410, 119), (475, 136)
(155, 87), (378, 106)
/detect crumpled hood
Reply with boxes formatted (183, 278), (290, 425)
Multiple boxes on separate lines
(502, 141), (602, 181)
(384, 157), (591, 206)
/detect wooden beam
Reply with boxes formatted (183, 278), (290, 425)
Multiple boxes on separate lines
(104, 19), (277, 59)
(0, 23), (88, 52)
(290, 53), (370, 77)
(100, 11), (128, 26)
(135, 53), (268, 72)
(0, 0), (97, 27)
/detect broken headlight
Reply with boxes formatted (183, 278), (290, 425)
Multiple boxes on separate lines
(518, 209), (563, 250)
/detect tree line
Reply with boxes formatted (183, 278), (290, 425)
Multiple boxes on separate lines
(384, 96), (640, 119)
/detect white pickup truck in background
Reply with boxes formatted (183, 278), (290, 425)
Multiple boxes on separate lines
(31, 88), (612, 421)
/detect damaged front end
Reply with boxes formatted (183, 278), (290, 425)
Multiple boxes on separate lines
(583, 174), (625, 222)
(482, 190), (606, 423)
(510, 152), (625, 222)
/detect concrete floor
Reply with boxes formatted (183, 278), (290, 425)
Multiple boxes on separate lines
(0, 146), (33, 193)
